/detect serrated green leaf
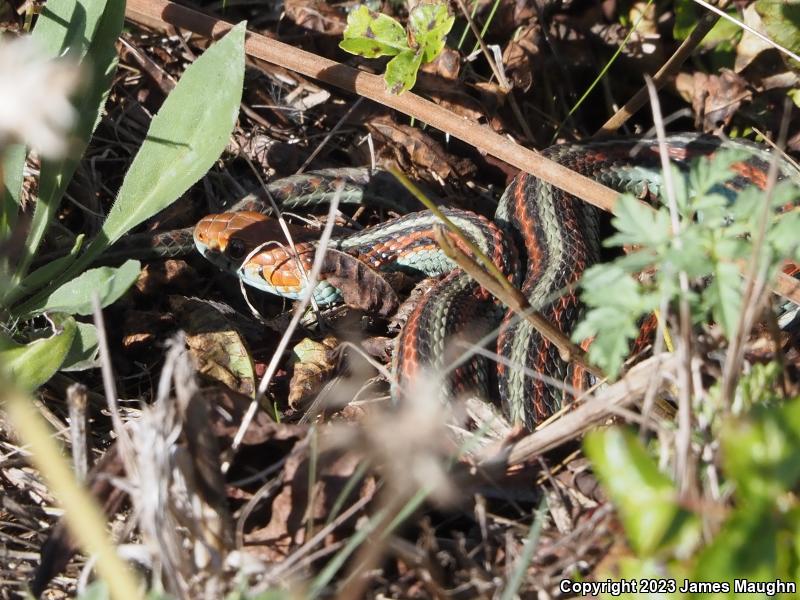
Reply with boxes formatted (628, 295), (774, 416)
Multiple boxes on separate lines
(0, 315), (76, 390)
(606, 195), (671, 248)
(408, 3), (454, 63)
(61, 322), (99, 371)
(585, 428), (700, 556)
(14, 260), (140, 317)
(385, 49), (424, 95)
(573, 306), (639, 378)
(340, 5), (408, 58)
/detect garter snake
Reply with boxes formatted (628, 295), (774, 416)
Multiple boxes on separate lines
(193, 135), (799, 429)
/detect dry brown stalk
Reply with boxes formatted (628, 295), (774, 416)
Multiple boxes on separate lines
(482, 354), (677, 468)
(123, 0), (800, 308)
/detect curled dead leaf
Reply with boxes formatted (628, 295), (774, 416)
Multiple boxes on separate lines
(289, 336), (340, 408)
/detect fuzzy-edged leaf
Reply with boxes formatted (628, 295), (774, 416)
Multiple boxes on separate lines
(693, 507), (790, 585)
(721, 398), (800, 503)
(0, 315), (76, 390)
(585, 427), (700, 556)
(85, 21), (246, 257)
(704, 260), (742, 339)
(15, 260), (140, 317)
(408, 3), (455, 63)
(61, 322), (99, 371)
(385, 49), (424, 95)
(8, 0), (124, 296)
(606, 195), (671, 248)
(339, 5), (408, 58)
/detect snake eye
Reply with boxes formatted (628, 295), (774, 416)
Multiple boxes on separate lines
(227, 238), (247, 260)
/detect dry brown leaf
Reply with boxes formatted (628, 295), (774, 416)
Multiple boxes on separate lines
(366, 116), (476, 181)
(675, 70), (751, 133)
(244, 445), (376, 561)
(170, 296), (257, 397)
(321, 248), (399, 317)
(288, 336), (339, 408)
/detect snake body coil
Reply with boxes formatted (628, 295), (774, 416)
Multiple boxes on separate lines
(194, 135), (798, 429)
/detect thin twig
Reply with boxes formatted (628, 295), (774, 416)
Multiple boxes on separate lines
(595, 3), (726, 136)
(691, 0), (800, 64)
(645, 76), (694, 493)
(434, 226), (602, 377)
(481, 354), (676, 468)
(223, 185), (343, 471)
(124, 0), (800, 308)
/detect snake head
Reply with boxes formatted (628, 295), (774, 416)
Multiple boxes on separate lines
(194, 210), (296, 272)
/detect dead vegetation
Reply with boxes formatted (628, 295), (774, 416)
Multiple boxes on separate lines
(1, 0), (799, 598)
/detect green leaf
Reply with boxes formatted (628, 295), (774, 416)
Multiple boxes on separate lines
(606, 195), (671, 248)
(704, 260), (742, 339)
(408, 3), (454, 63)
(755, 0), (800, 61)
(693, 507), (789, 585)
(584, 427), (700, 557)
(339, 5), (409, 58)
(0, 315), (77, 390)
(84, 21), (246, 258)
(1, 144), (25, 238)
(385, 49), (424, 95)
(14, 259), (140, 317)
(61, 321), (99, 371)
(9, 0), (123, 296)
(721, 398), (800, 503)
(12, 235), (84, 302)
(573, 306), (639, 378)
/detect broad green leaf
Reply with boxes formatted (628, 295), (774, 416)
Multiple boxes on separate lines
(721, 398), (800, 503)
(0, 315), (76, 390)
(408, 3), (454, 63)
(584, 428), (700, 556)
(1, 144), (25, 238)
(30, 0), (107, 58)
(14, 259), (140, 317)
(12, 234), (84, 302)
(385, 49), (424, 95)
(84, 21), (246, 257)
(9, 0), (123, 297)
(673, 0), (741, 46)
(755, 0), (800, 60)
(693, 507), (787, 585)
(704, 259), (742, 339)
(339, 5), (408, 58)
(61, 321), (99, 371)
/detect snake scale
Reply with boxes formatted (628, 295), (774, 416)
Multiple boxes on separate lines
(192, 135), (799, 429)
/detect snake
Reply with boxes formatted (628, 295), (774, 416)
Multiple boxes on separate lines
(192, 135), (799, 429)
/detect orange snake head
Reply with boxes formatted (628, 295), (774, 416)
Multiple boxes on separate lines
(193, 211), (273, 273)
